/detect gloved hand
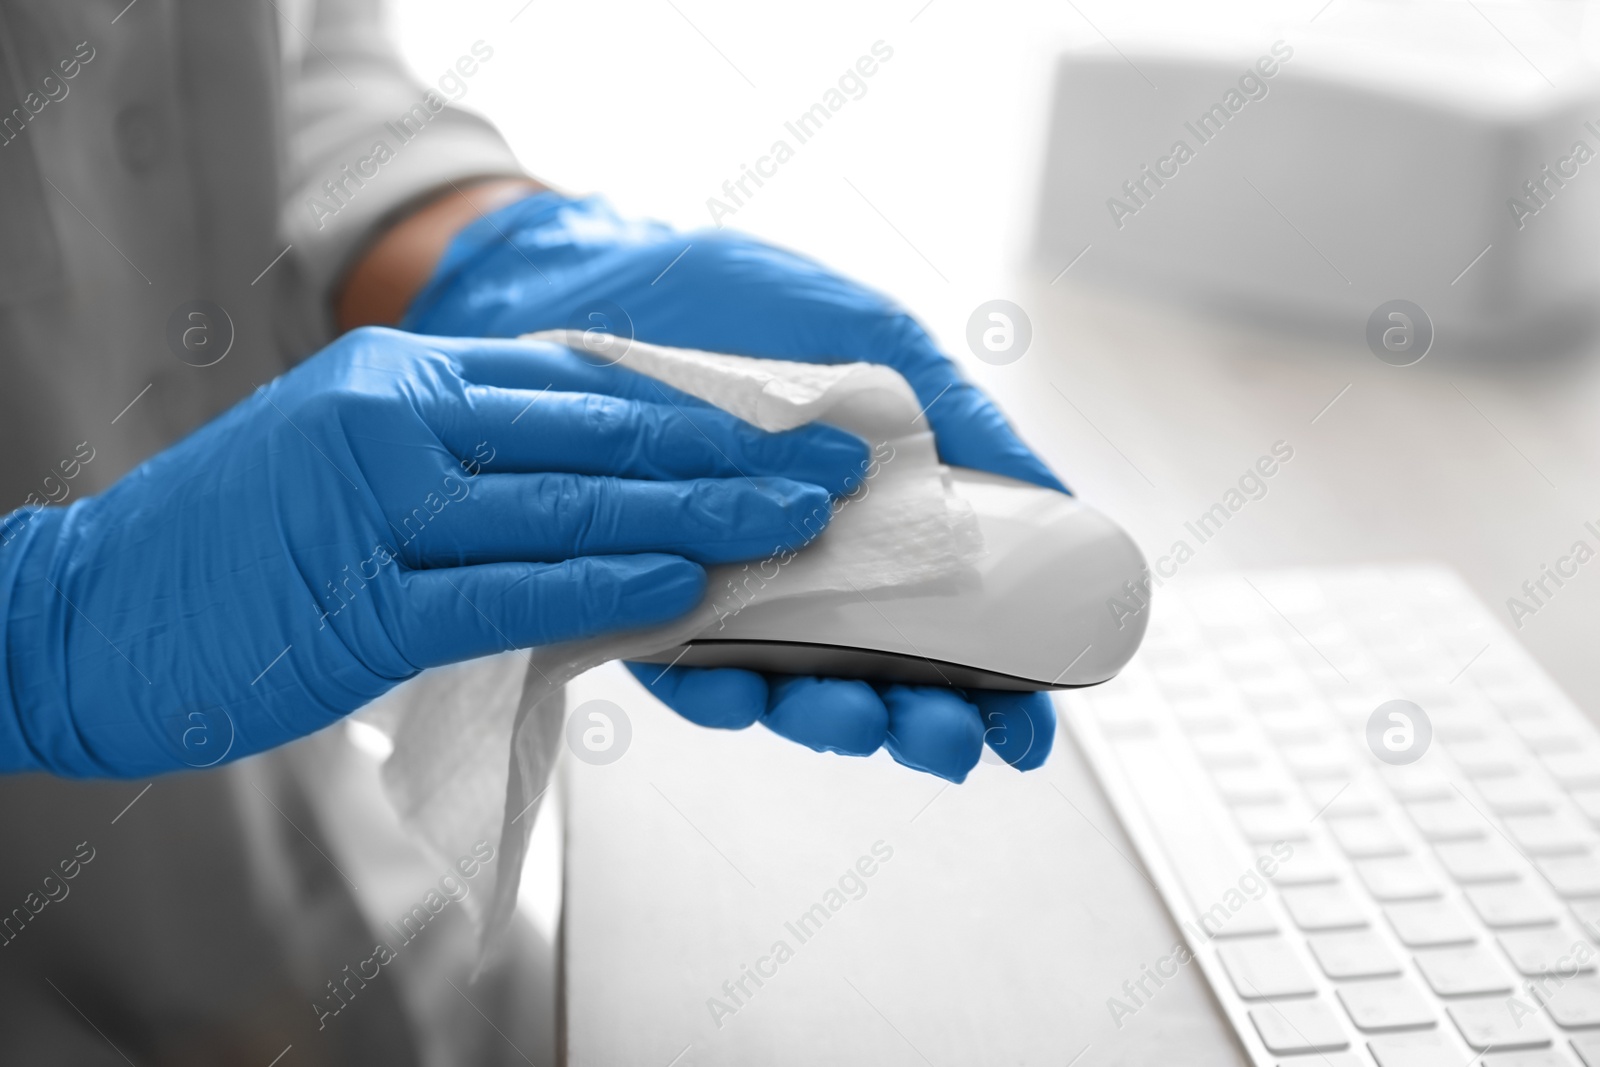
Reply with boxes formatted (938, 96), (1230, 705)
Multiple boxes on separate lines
(0, 328), (867, 778)
(402, 192), (1059, 780)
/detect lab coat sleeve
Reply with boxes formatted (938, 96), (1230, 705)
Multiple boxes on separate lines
(279, 0), (524, 315)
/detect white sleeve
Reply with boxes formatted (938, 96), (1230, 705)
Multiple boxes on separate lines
(279, 0), (524, 312)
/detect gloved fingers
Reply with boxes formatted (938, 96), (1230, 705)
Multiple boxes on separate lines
(439, 315), (1061, 491)
(970, 690), (1056, 771)
(761, 676), (888, 757)
(625, 662), (1044, 780)
(446, 320), (1058, 493)
(879, 684), (986, 783)
(388, 554), (705, 669)
(449, 338), (720, 411)
(623, 662), (767, 729)
(399, 473), (833, 567)
(442, 386), (868, 494)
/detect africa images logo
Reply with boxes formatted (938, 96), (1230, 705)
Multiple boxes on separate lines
(170, 705), (235, 768)
(1365, 699), (1432, 765)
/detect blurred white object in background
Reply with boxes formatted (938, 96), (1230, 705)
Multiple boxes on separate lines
(1035, 2), (1600, 353)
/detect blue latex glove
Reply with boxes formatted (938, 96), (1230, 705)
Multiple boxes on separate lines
(0, 328), (868, 778)
(402, 193), (1058, 781)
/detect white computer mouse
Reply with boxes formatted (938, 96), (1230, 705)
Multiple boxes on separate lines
(632, 469), (1150, 690)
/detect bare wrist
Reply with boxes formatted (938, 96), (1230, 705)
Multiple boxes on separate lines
(335, 176), (544, 332)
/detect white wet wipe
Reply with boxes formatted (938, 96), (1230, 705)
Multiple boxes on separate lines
(358, 332), (982, 956)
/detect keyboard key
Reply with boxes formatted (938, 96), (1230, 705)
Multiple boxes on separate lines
(1488, 699), (1551, 730)
(1336, 977), (1436, 1033)
(1220, 643), (1279, 674)
(1152, 656), (1215, 685)
(1504, 814), (1592, 856)
(1382, 764), (1454, 802)
(1280, 885), (1369, 932)
(1282, 745), (1353, 780)
(1497, 925), (1597, 976)
(1248, 999), (1350, 1055)
(1233, 804), (1311, 844)
(1446, 741), (1519, 779)
(1409, 687), (1464, 714)
(1434, 840), (1524, 884)
(1098, 717), (1158, 740)
(1307, 930), (1402, 979)
(1170, 694), (1236, 718)
(1367, 1032), (1457, 1067)
(1414, 946), (1516, 996)
(1233, 659), (1301, 692)
(1261, 842), (1339, 886)
(1447, 996), (1553, 1051)
(1090, 692), (1157, 735)
(1355, 857), (1441, 901)
(1476, 671), (1538, 698)
(1138, 643), (1191, 667)
(1477, 777), (1557, 817)
(1494, 697), (1554, 721)
(1218, 628), (1285, 655)
(1331, 696), (1380, 728)
(1196, 899), (1278, 941)
(1328, 817), (1409, 858)
(1541, 751), (1600, 790)
(1284, 1054), (1366, 1067)
(1384, 901), (1478, 948)
(1211, 767), (1289, 805)
(1304, 662), (1350, 688)
(1191, 733), (1261, 768)
(1465, 883), (1558, 928)
(1173, 699), (1242, 735)
(1535, 853), (1600, 899)
(1432, 715), (1488, 745)
(1509, 716), (1581, 752)
(1304, 778), (1380, 817)
(1178, 714), (1235, 737)
(1151, 660), (1214, 692)
(1216, 938), (1317, 1000)
(1536, 976), (1600, 1029)
(1237, 680), (1301, 714)
(1258, 711), (1326, 744)
(1405, 799), (1487, 842)
(1480, 1051), (1571, 1067)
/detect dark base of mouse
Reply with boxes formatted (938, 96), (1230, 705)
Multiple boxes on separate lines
(630, 639), (1095, 691)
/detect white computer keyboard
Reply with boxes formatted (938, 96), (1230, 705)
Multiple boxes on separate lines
(1066, 567), (1600, 1067)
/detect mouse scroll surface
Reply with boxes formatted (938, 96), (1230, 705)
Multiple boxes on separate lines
(631, 469), (1151, 690)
